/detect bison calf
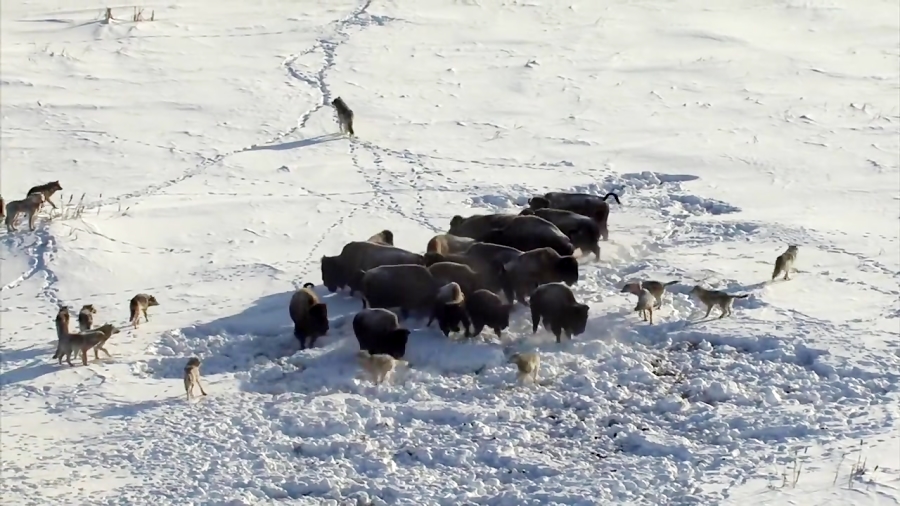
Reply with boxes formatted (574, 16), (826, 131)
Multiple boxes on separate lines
(466, 289), (513, 338)
(427, 282), (472, 337)
(288, 283), (329, 349)
(353, 308), (411, 360)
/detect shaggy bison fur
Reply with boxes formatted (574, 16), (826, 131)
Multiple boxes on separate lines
(529, 282), (589, 343)
(528, 191), (621, 241)
(353, 308), (410, 360)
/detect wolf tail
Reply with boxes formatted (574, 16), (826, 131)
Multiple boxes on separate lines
(129, 303), (138, 323)
(771, 257), (784, 280)
(602, 192), (622, 205)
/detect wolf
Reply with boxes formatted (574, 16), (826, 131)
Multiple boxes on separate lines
(51, 306), (71, 360)
(357, 350), (406, 385)
(183, 357), (208, 401)
(24, 181), (62, 210)
(620, 280), (679, 310)
(772, 245), (799, 281)
(78, 304), (97, 332)
(332, 97), (355, 136)
(508, 352), (540, 384)
(129, 294), (159, 328)
(633, 288), (656, 325)
(689, 285), (750, 319)
(5, 192), (46, 232)
(57, 323), (120, 366)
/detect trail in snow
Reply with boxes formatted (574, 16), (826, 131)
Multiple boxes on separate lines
(0, 0), (898, 505)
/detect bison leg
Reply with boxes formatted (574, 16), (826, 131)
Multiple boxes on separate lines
(551, 323), (564, 344)
(461, 312), (473, 337)
(530, 308), (541, 334)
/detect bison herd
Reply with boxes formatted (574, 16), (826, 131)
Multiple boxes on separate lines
(289, 190), (622, 363)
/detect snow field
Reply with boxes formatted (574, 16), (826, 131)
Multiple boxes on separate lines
(1, 0), (899, 505)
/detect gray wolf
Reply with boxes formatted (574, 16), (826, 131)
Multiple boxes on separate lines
(508, 352), (540, 384)
(357, 350), (406, 385)
(689, 285), (750, 319)
(621, 280), (679, 309)
(25, 181), (63, 210)
(5, 193), (46, 232)
(57, 323), (120, 366)
(183, 357), (208, 401)
(772, 245), (798, 281)
(332, 97), (355, 136)
(129, 294), (159, 328)
(78, 304), (97, 332)
(51, 306), (71, 360)
(632, 288), (656, 324)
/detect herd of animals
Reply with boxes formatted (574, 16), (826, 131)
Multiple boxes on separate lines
(4, 97), (801, 395)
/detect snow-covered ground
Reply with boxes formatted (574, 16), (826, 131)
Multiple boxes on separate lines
(1, 0), (898, 504)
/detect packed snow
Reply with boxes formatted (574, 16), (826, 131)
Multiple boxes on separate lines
(1, 0), (899, 505)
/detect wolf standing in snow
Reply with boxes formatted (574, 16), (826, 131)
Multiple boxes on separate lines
(129, 294), (159, 329)
(183, 357), (208, 401)
(771, 245), (798, 281)
(332, 97), (355, 136)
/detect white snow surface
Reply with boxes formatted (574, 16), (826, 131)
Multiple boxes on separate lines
(1, 0), (899, 505)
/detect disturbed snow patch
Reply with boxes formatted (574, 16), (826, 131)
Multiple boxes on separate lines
(121, 235), (899, 505)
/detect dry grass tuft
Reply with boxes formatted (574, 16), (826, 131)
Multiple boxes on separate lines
(101, 7), (155, 24)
